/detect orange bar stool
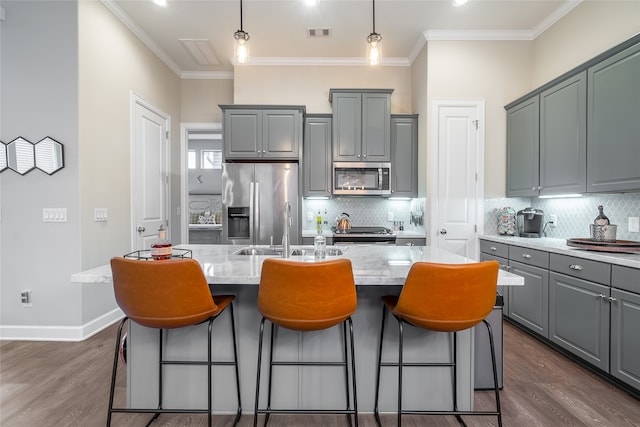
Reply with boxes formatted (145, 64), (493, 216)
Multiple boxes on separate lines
(374, 261), (501, 427)
(107, 257), (241, 427)
(254, 258), (358, 426)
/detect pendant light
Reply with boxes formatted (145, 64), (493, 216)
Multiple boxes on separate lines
(366, 0), (382, 65)
(234, 0), (250, 63)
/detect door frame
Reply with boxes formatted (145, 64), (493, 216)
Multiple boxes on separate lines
(429, 99), (485, 259)
(130, 93), (170, 250)
(179, 122), (222, 244)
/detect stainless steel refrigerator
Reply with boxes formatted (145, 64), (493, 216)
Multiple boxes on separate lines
(222, 163), (299, 245)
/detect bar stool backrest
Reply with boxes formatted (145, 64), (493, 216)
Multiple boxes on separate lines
(110, 257), (218, 329)
(394, 261), (499, 332)
(258, 258), (357, 331)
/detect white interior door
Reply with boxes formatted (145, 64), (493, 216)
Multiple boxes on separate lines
(431, 100), (484, 260)
(131, 95), (170, 251)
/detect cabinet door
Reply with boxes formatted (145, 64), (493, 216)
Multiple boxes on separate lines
(362, 93), (391, 161)
(391, 115), (418, 197)
(611, 288), (640, 390)
(262, 109), (301, 159)
(587, 42), (640, 192)
(549, 272), (610, 371)
(480, 253), (509, 317)
(332, 92), (362, 161)
(303, 115), (332, 197)
(508, 261), (548, 337)
(540, 72), (587, 195)
(223, 109), (261, 159)
(506, 96), (539, 197)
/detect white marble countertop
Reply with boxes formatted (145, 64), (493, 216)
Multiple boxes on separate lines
(480, 235), (640, 269)
(71, 244), (522, 287)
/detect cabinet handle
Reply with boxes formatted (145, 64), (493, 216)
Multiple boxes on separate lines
(356, 154), (361, 159)
(363, 154), (367, 158)
(569, 264), (583, 271)
(597, 293), (607, 300)
(522, 253), (532, 259)
(490, 246), (497, 251)
(609, 297), (617, 303)
(538, 186), (543, 190)
(532, 187), (537, 191)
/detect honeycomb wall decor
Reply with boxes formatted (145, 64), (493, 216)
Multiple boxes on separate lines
(1, 136), (64, 175)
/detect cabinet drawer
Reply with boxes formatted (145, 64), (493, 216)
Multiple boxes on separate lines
(479, 253), (508, 271)
(508, 245), (549, 269)
(612, 265), (640, 294)
(480, 240), (509, 258)
(550, 253), (611, 285)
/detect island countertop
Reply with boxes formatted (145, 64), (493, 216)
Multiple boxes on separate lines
(71, 244), (523, 286)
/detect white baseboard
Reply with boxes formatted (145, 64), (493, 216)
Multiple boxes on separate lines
(0, 308), (124, 342)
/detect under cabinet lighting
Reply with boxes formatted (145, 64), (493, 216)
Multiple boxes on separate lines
(538, 194), (583, 199)
(304, 196), (330, 200)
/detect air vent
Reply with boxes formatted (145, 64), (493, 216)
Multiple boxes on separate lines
(179, 38), (221, 66)
(308, 28), (331, 38)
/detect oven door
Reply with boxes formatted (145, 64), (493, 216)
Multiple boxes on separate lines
(332, 235), (396, 245)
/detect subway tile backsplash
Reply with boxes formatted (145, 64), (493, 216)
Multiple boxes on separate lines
(485, 193), (640, 241)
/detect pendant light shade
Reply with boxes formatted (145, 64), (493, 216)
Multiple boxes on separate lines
(367, 0), (382, 65)
(234, 0), (250, 63)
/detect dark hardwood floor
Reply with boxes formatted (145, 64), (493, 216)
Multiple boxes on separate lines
(1, 321), (638, 426)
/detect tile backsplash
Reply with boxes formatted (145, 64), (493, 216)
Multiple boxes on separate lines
(302, 197), (425, 232)
(485, 193), (640, 241)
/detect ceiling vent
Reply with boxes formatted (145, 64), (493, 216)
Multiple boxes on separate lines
(179, 38), (221, 66)
(308, 28), (331, 38)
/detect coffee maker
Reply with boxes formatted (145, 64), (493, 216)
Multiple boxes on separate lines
(516, 208), (544, 238)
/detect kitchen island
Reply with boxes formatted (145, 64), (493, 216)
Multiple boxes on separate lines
(72, 244), (523, 415)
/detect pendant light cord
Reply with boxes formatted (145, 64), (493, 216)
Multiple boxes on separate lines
(240, 0), (244, 31)
(372, 0), (376, 33)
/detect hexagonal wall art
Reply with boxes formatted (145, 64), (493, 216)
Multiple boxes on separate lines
(7, 137), (35, 175)
(0, 141), (7, 172)
(35, 136), (64, 175)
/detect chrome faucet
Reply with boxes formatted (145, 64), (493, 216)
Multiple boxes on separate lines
(282, 201), (291, 258)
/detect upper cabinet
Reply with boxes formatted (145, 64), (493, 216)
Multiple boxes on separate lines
(221, 105), (304, 161)
(303, 114), (332, 197)
(390, 114), (418, 197)
(506, 72), (586, 198)
(587, 42), (640, 193)
(330, 89), (393, 162)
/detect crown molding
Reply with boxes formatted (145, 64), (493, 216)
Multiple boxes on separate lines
(532, 0), (583, 39)
(424, 29), (535, 41)
(181, 71), (234, 80)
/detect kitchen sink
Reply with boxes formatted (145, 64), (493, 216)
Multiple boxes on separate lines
(233, 247), (283, 256)
(234, 246), (344, 256)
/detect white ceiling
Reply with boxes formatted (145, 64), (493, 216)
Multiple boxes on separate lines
(103, 0), (581, 78)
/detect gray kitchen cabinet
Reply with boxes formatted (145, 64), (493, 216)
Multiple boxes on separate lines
(587, 42), (640, 193)
(303, 114), (332, 197)
(539, 71), (587, 196)
(330, 89), (393, 162)
(611, 266), (640, 390)
(301, 236), (333, 246)
(506, 96), (539, 197)
(549, 271), (610, 371)
(390, 114), (418, 197)
(507, 245), (549, 338)
(479, 240), (510, 316)
(221, 105), (304, 160)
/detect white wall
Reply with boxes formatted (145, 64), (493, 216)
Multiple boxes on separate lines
(1, 1), (83, 336)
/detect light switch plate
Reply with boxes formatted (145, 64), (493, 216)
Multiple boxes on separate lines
(43, 208), (67, 222)
(94, 208), (108, 222)
(629, 217), (640, 233)
(387, 211), (394, 221)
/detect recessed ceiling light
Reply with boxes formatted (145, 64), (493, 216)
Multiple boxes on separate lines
(153, 0), (168, 7)
(453, 0), (468, 6)
(304, 0), (319, 7)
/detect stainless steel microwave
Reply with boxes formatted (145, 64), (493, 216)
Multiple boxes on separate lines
(333, 162), (391, 195)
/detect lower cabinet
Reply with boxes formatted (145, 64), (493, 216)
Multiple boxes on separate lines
(301, 236), (333, 246)
(508, 261), (549, 338)
(479, 252), (510, 316)
(611, 265), (640, 390)
(395, 237), (426, 246)
(549, 272), (610, 371)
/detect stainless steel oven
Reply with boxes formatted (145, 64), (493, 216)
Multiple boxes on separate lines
(332, 226), (396, 244)
(333, 162), (391, 196)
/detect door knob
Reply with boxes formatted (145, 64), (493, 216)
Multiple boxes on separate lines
(137, 226), (145, 232)
(439, 229), (447, 235)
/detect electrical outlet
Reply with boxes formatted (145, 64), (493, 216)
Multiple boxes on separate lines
(629, 217), (640, 233)
(21, 290), (32, 307)
(549, 214), (558, 228)
(387, 211), (394, 221)
(307, 211), (314, 221)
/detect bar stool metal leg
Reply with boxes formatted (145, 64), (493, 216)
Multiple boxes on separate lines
(347, 317), (359, 427)
(374, 305), (388, 427)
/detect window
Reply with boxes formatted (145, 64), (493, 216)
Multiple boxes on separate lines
(188, 150), (196, 169)
(201, 149), (222, 169)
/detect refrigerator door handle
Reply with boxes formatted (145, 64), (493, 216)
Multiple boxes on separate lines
(249, 181), (255, 243)
(254, 181), (260, 244)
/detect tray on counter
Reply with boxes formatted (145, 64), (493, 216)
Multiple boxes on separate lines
(566, 238), (640, 253)
(124, 248), (193, 260)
